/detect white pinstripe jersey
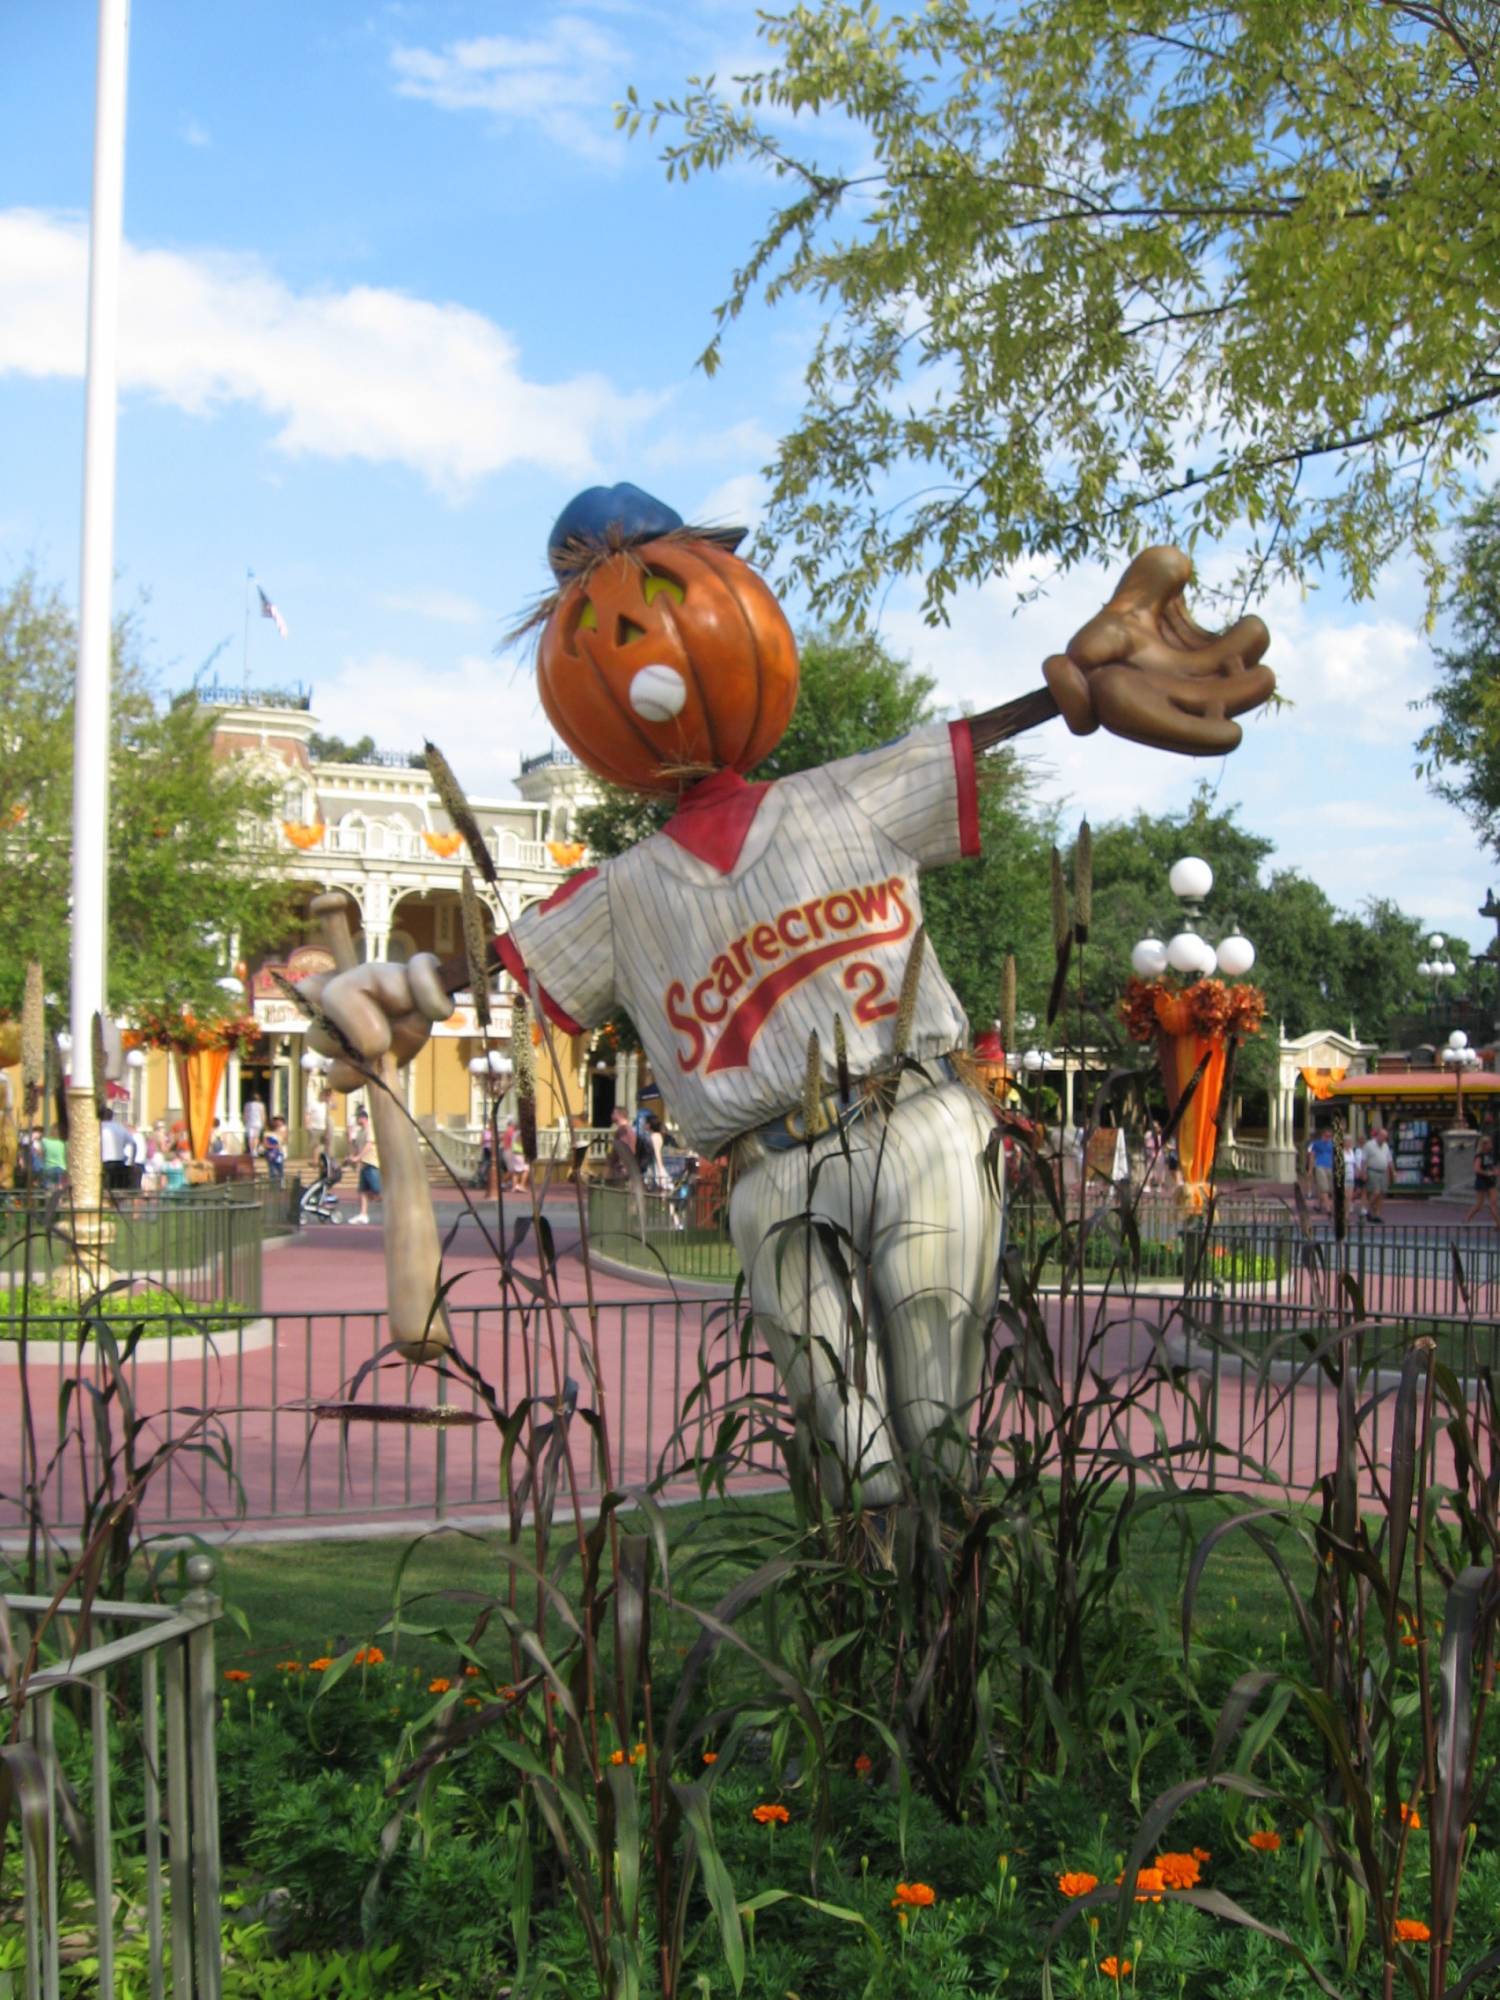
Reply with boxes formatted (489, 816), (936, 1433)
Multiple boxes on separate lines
(508, 721), (980, 1154)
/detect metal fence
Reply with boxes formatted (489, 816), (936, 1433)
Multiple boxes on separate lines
(1184, 1215), (1500, 1320)
(585, 1183), (739, 1286)
(1, 1557), (223, 1999)
(0, 1191), (268, 1316)
(3, 1282), (1490, 1536)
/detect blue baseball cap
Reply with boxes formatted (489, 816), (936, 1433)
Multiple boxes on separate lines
(546, 482), (746, 579)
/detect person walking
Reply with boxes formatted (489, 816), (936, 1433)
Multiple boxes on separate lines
(1305, 1127), (1336, 1216)
(1344, 1134), (1365, 1223)
(1361, 1126), (1392, 1223)
(99, 1107), (132, 1191)
(348, 1107), (381, 1224)
(1465, 1130), (1500, 1226)
(243, 1092), (266, 1153)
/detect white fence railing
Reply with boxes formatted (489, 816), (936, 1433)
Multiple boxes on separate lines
(3, 1558), (224, 1998)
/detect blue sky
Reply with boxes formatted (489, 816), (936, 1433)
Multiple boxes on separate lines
(3, 1), (1494, 960)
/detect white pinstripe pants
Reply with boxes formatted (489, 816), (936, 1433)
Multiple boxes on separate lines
(728, 1076), (1003, 1504)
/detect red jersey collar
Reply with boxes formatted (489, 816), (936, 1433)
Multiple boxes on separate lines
(662, 766), (771, 874)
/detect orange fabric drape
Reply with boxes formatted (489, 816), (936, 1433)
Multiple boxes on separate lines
(282, 821), (326, 850)
(547, 839), (587, 869)
(1299, 1064), (1347, 1101)
(423, 829), (464, 858)
(1157, 1031), (1229, 1189)
(176, 1049), (229, 1160)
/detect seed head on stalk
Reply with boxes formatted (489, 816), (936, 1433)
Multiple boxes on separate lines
(892, 925), (927, 1061)
(802, 1032), (829, 1140)
(1000, 954), (1017, 1061)
(1073, 822), (1093, 945)
(1050, 849), (1070, 957)
(513, 993), (538, 1164)
(424, 740), (498, 888)
(460, 868), (492, 1031)
(833, 1014), (852, 1107)
(90, 1013), (108, 1122)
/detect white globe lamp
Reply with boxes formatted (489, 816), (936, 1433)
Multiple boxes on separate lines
(1449, 1029), (1469, 1051)
(1130, 938), (1169, 977)
(1166, 931), (1212, 975)
(1168, 856), (1214, 903)
(1215, 934), (1256, 978)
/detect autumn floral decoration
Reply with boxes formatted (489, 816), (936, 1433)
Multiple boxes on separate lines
(1120, 974), (1267, 1045)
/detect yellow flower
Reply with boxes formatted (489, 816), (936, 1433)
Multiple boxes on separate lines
(1394, 1918), (1431, 1943)
(428, 1677), (452, 1694)
(1057, 1872), (1099, 1899)
(751, 1803), (790, 1825)
(891, 1882), (935, 1908)
(222, 1669), (251, 1684)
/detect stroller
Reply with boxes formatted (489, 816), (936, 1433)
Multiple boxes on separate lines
(298, 1148), (343, 1225)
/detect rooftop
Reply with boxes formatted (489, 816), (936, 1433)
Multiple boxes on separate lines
(197, 681), (313, 713)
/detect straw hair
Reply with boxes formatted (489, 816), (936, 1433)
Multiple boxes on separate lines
(1050, 848), (1070, 956)
(424, 741), (498, 887)
(460, 868), (492, 1030)
(506, 520), (749, 646)
(892, 925), (926, 1060)
(1073, 822), (1093, 943)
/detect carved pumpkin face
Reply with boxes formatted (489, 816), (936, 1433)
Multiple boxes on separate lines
(535, 538), (799, 794)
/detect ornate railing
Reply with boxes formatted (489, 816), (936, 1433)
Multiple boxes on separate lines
(2, 1559), (224, 1997)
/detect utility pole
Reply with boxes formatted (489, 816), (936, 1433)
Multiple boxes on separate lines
(67, 0), (131, 1273)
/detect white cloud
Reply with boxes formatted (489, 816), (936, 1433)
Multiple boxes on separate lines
(376, 588), (490, 626)
(0, 208), (660, 495)
(313, 649), (547, 797)
(180, 118), (211, 148)
(389, 18), (627, 160)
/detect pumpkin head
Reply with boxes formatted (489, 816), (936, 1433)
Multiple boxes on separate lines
(531, 488), (799, 795)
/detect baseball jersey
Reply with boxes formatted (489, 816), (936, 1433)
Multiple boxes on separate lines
(505, 720), (981, 1155)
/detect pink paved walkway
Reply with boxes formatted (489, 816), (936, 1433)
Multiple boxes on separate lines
(3, 1185), (1491, 1538)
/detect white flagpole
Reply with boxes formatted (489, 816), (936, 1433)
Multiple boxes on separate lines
(68, 0), (131, 1217)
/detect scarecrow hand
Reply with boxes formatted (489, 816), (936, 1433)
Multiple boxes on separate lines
(1041, 547), (1274, 755)
(301, 956), (451, 1093)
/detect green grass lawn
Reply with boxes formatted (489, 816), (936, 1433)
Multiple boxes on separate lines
(199, 1488), (1314, 1679)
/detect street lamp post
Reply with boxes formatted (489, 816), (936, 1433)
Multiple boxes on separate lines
(1441, 1029), (1482, 1197)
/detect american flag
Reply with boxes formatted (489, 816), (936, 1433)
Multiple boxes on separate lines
(257, 584), (288, 639)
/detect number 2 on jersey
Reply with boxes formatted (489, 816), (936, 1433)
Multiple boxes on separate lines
(842, 959), (901, 1026)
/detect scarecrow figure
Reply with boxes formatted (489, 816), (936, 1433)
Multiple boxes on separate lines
(309, 484), (1273, 1501)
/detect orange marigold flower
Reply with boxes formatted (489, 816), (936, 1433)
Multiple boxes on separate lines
(1400, 1802), (1422, 1829)
(428, 1677), (452, 1695)
(1249, 1830), (1281, 1852)
(353, 1646), (385, 1667)
(610, 1749), (627, 1765)
(891, 1882), (936, 1908)
(1394, 1918), (1431, 1943)
(275, 1661), (303, 1674)
(307, 1657), (333, 1673)
(464, 1696), (482, 1708)
(854, 1752), (874, 1777)
(222, 1669), (251, 1683)
(1057, 1872), (1099, 1899)
(463, 1664), (481, 1677)
(1100, 1958), (1132, 1982)
(1192, 1847), (1212, 1864)
(1155, 1851), (1201, 1889)
(1133, 1867), (1166, 1903)
(702, 1751), (718, 1765)
(1401, 1633), (1419, 1648)
(630, 1744), (646, 1765)
(497, 1685), (517, 1702)
(751, 1803), (790, 1825)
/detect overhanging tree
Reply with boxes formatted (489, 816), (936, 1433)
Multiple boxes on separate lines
(0, 567), (292, 1022)
(1417, 489), (1500, 856)
(630, 0), (1500, 622)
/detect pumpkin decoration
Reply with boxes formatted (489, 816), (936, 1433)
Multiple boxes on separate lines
(526, 484), (799, 795)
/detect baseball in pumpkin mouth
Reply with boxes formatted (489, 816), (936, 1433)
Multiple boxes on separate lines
(628, 663), (689, 722)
